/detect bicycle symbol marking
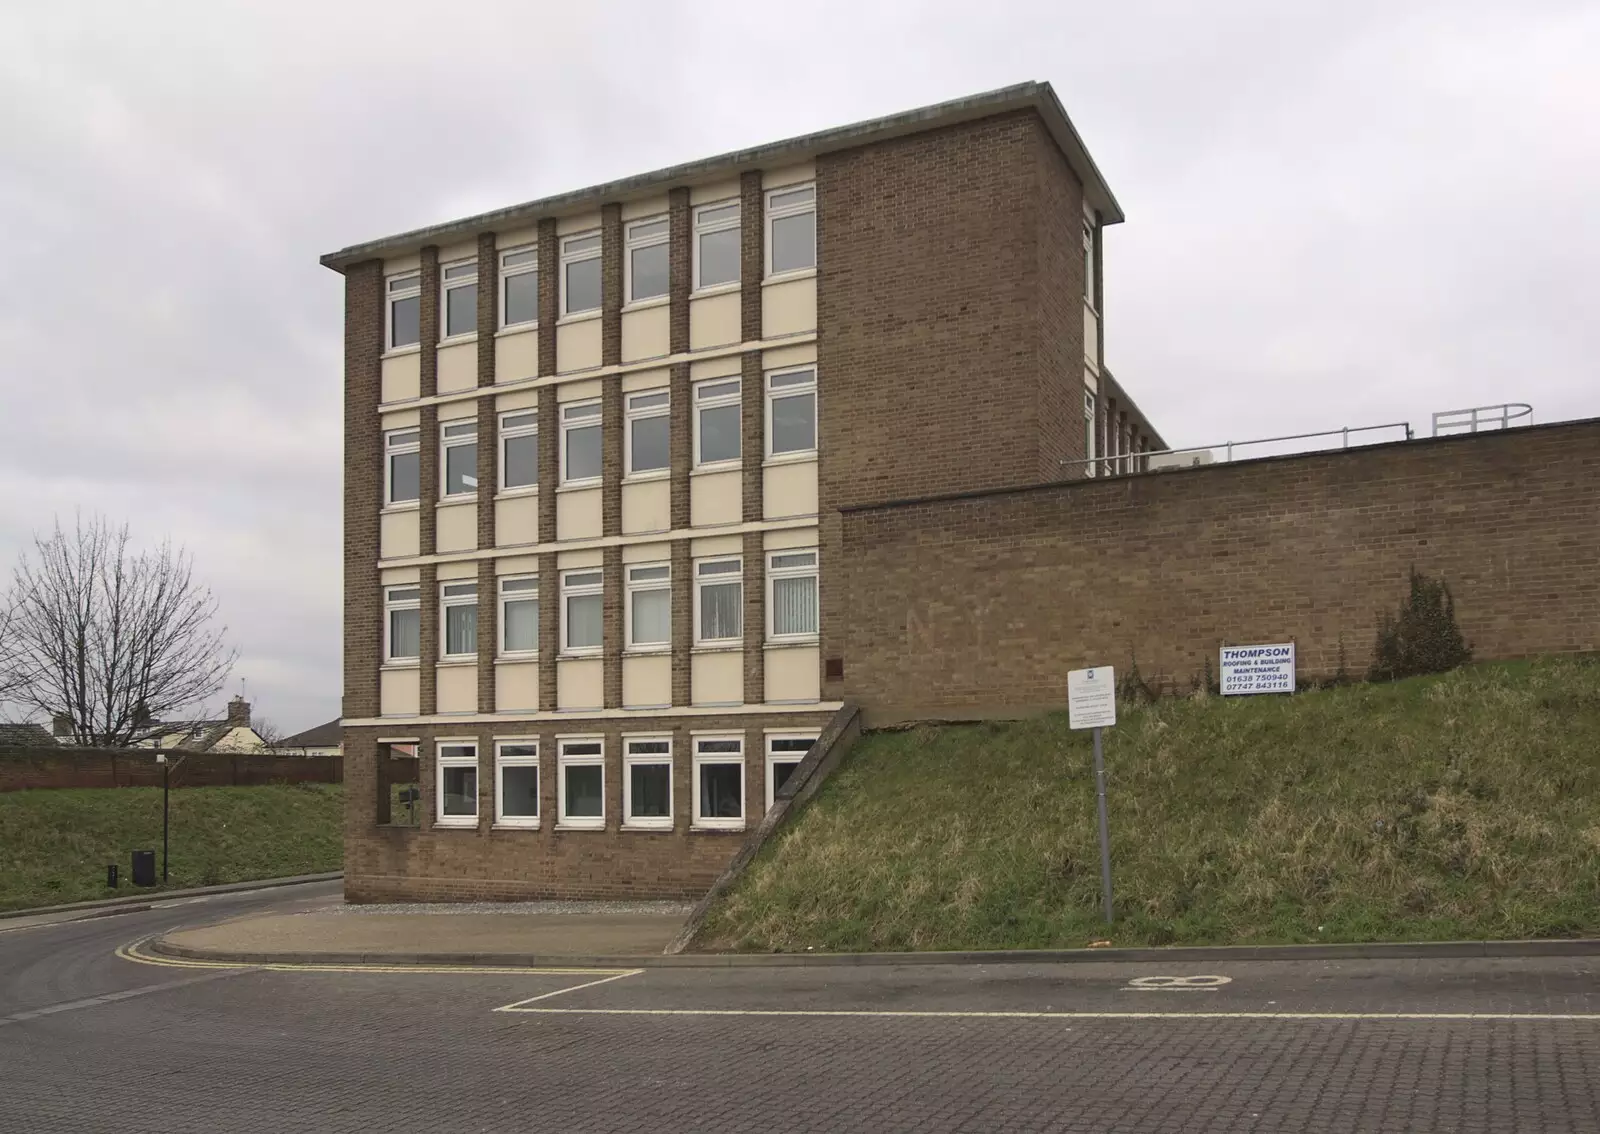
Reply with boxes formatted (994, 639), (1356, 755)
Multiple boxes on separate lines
(1124, 975), (1233, 992)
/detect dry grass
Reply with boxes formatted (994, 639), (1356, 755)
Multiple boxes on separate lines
(694, 657), (1600, 952)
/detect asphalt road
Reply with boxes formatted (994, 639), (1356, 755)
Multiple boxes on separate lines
(3, 881), (1598, 1132)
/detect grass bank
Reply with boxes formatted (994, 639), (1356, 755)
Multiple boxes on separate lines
(0, 783), (343, 912)
(695, 657), (1600, 952)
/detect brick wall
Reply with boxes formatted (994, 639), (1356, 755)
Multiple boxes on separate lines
(838, 421), (1600, 720)
(0, 748), (343, 792)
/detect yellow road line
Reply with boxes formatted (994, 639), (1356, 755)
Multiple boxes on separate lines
(497, 1007), (1600, 1022)
(116, 938), (634, 977)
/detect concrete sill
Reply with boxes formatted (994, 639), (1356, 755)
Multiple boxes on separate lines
(490, 823), (540, 831)
(494, 324), (537, 338)
(690, 825), (745, 834)
(552, 824), (605, 833)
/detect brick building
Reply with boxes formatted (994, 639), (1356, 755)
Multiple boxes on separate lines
(322, 81), (1163, 901)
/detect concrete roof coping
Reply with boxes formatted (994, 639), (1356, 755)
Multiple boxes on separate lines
(320, 80), (1122, 272)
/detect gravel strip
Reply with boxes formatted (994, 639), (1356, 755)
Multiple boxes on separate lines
(300, 900), (694, 917)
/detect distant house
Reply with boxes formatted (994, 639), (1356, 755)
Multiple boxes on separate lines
(133, 697), (270, 754)
(0, 723), (57, 748)
(278, 718), (342, 758)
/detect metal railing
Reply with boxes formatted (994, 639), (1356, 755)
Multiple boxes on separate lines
(1431, 403), (1533, 436)
(1061, 421), (1414, 477)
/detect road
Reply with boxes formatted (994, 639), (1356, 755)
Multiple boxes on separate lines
(2, 881), (1598, 1132)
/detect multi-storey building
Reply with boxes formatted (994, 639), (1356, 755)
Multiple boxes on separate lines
(323, 81), (1163, 901)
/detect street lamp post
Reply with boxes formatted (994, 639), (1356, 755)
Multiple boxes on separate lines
(154, 751), (185, 885)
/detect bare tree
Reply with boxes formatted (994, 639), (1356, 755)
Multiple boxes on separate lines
(5, 515), (237, 747)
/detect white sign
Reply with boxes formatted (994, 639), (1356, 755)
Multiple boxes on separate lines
(1219, 642), (1296, 696)
(1068, 666), (1116, 730)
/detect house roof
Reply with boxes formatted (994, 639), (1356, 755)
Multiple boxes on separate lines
(0, 723), (57, 748)
(137, 719), (238, 753)
(281, 718), (342, 748)
(320, 80), (1123, 272)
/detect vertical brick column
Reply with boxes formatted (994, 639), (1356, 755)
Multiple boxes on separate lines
(742, 530), (765, 705)
(477, 233), (498, 387)
(669, 363), (691, 530)
(539, 727), (558, 826)
(601, 203), (623, 366)
(477, 394), (496, 550)
(604, 725), (623, 833)
(418, 404), (439, 553)
(537, 220), (559, 375)
(602, 545), (623, 709)
(476, 559), (497, 714)
(538, 551), (559, 711)
(667, 188), (691, 354)
(602, 375), (623, 537)
(743, 724), (764, 825)
(740, 351), (764, 522)
(740, 170), (764, 342)
(342, 261), (383, 721)
(537, 384), (558, 545)
(670, 540), (692, 707)
(419, 246), (440, 397)
(419, 564), (439, 715)
(671, 723), (692, 829)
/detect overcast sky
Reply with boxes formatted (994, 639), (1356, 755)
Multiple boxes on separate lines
(2, 0), (1594, 733)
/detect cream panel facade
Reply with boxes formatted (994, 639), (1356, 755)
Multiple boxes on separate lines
(437, 559), (478, 581)
(691, 650), (744, 707)
(622, 542), (672, 564)
(496, 389), (540, 413)
(436, 664), (478, 714)
(557, 317), (602, 373)
(496, 661), (539, 712)
(437, 341), (476, 393)
(499, 225), (538, 251)
(762, 342), (817, 370)
(557, 379), (603, 403)
(496, 329), (538, 383)
(761, 276), (817, 340)
(622, 480), (670, 535)
(380, 510), (419, 560)
(557, 547), (604, 569)
(622, 195), (669, 222)
(495, 494), (539, 546)
(691, 533), (744, 558)
(622, 654), (672, 710)
(380, 565), (422, 585)
(763, 458), (818, 520)
(439, 239), (476, 265)
(621, 306), (670, 363)
(765, 645), (821, 704)
(381, 352), (420, 403)
(497, 554), (540, 576)
(1084, 367), (1099, 395)
(385, 253), (421, 275)
(556, 487), (602, 541)
(380, 668), (420, 717)
(381, 408), (421, 430)
(690, 292), (741, 351)
(622, 367), (671, 394)
(690, 355), (742, 381)
(1084, 305), (1100, 369)
(763, 162), (815, 190)
(690, 470), (742, 528)
(763, 526), (820, 552)
(557, 657), (604, 711)
(690, 179), (740, 206)
(436, 502), (477, 554)
(558, 211), (602, 236)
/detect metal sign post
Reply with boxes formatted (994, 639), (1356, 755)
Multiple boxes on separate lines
(1068, 667), (1117, 925)
(1092, 725), (1113, 924)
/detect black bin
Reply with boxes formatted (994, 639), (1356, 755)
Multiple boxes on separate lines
(131, 850), (157, 887)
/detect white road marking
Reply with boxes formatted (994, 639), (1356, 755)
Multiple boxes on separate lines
(496, 1007), (1600, 1022)
(495, 970), (645, 1010)
(1125, 975), (1233, 992)
(0, 969), (246, 1028)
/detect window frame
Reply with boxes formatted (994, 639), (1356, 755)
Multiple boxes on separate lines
(692, 735), (746, 831)
(440, 258), (479, 342)
(385, 271), (421, 352)
(493, 740), (540, 828)
(560, 568), (604, 656)
(692, 199), (741, 293)
(560, 230), (602, 319)
(383, 585), (421, 664)
(439, 418), (479, 500)
(439, 581), (478, 661)
(693, 377), (742, 469)
(624, 215), (670, 307)
(625, 562), (671, 654)
(384, 428), (421, 507)
(765, 549), (819, 643)
(499, 244), (539, 330)
(557, 737), (605, 830)
(1084, 391), (1098, 478)
(434, 740), (479, 828)
(764, 183), (816, 279)
(764, 366), (817, 459)
(497, 575), (539, 658)
(622, 735), (674, 830)
(624, 388), (670, 479)
(765, 733), (817, 812)
(1083, 219), (1098, 312)
(498, 410), (539, 494)
(693, 557), (743, 647)
(559, 400), (603, 487)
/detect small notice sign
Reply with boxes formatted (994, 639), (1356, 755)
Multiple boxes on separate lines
(1220, 643), (1296, 696)
(1068, 667), (1117, 730)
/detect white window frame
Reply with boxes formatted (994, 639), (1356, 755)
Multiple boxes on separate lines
(440, 258), (478, 341)
(624, 215), (670, 306)
(693, 377), (741, 469)
(624, 389), (670, 479)
(560, 230), (602, 318)
(383, 585), (421, 664)
(384, 428), (420, 507)
(497, 575), (539, 658)
(622, 735), (673, 830)
(493, 740), (540, 828)
(385, 271), (421, 351)
(560, 400), (602, 487)
(440, 419), (478, 499)
(1083, 220), (1097, 312)
(692, 735), (745, 831)
(561, 568), (604, 656)
(764, 183), (816, 279)
(625, 563), (671, 653)
(435, 740), (479, 828)
(764, 366), (816, 459)
(499, 245), (539, 330)
(692, 199), (741, 293)
(498, 410), (539, 494)
(557, 737), (605, 830)
(439, 581), (478, 661)
(693, 557), (743, 647)
(1084, 391), (1097, 478)
(765, 733), (816, 812)
(765, 549), (818, 643)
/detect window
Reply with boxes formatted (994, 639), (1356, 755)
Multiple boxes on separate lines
(561, 569), (603, 655)
(695, 558), (742, 645)
(561, 401), (602, 485)
(438, 420), (478, 498)
(623, 736), (672, 829)
(561, 231), (601, 316)
(626, 563), (670, 652)
(385, 429), (420, 505)
(386, 272), (420, 350)
(693, 736), (744, 829)
(558, 738), (604, 829)
(440, 581), (478, 659)
(693, 200), (740, 291)
(1083, 220), (1097, 311)
(499, 576), (539, 656)
(765, 734), (816, 811)
(625, 216), (669, 304)
(625, 389), (669, 476)
(694, 378), (741, 467)
(435, 742), (478, 827)
(494, 741), (539, 827)
(1084, 391), (1097, 477)
(766, 184), (815, 277)
(765, 367), (816, 457)
(500, 245), (538, 328)
(384, 586), (420, 662)
(441, 259), (478, 339)
(499, 411), (539, 492)
(766, 550), (818, 641)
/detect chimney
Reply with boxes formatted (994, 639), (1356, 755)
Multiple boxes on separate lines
(51, 713), (73, 739)
(227, 697), (251, 728)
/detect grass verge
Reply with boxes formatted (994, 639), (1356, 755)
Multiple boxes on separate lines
(695, 657), (1600, 952)
(0, 782), (343, 912)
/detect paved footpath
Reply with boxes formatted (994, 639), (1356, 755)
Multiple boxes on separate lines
(3, 882), (1598, 1132)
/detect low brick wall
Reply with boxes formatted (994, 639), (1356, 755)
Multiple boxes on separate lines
(0, 747), (343, 792)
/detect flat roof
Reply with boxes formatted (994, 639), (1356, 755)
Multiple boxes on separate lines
(320, 80), (1123, 272)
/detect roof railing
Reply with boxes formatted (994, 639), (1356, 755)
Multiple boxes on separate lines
(1431, 403), (1533, 436)
(1060, 421), (1414, 477)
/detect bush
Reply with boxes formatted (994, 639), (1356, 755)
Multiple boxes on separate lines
(1369, 567), (1473, 682)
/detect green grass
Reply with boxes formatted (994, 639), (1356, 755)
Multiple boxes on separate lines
(0, 783), (343, 912)
(695, 656), (1600, 952)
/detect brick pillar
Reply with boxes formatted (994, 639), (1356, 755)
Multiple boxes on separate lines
(419, 246), (440, 397)
(740, 170), (764, 342)
(671, 539), (692, 707)
(744, 724), (763, 825)
(477, 232), (498, 388)
(477, 395), (496, 550)
(342, 261), (383, 721)
(604, 725), (623, 834)
(419, 564), (439, 715)
(537, 384), (558, 545)
(1118, 409), (1129, 471)
(668, 188), (691, 355)
(669, 363), (691, 530)
(602, 545), (623, 709)
(601, 203), (623, 367)
(742, 531), (765, 706)
(539, 726), (558, 825)
(477, 559), (497, 714)
(741, 351), (764, 522)
(537, 219), (558, 374)
(418, 404), (439, 553)
(672, 723), (692, 829)
(602, 374), (622, 537)
(538, 551), (559, 711)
